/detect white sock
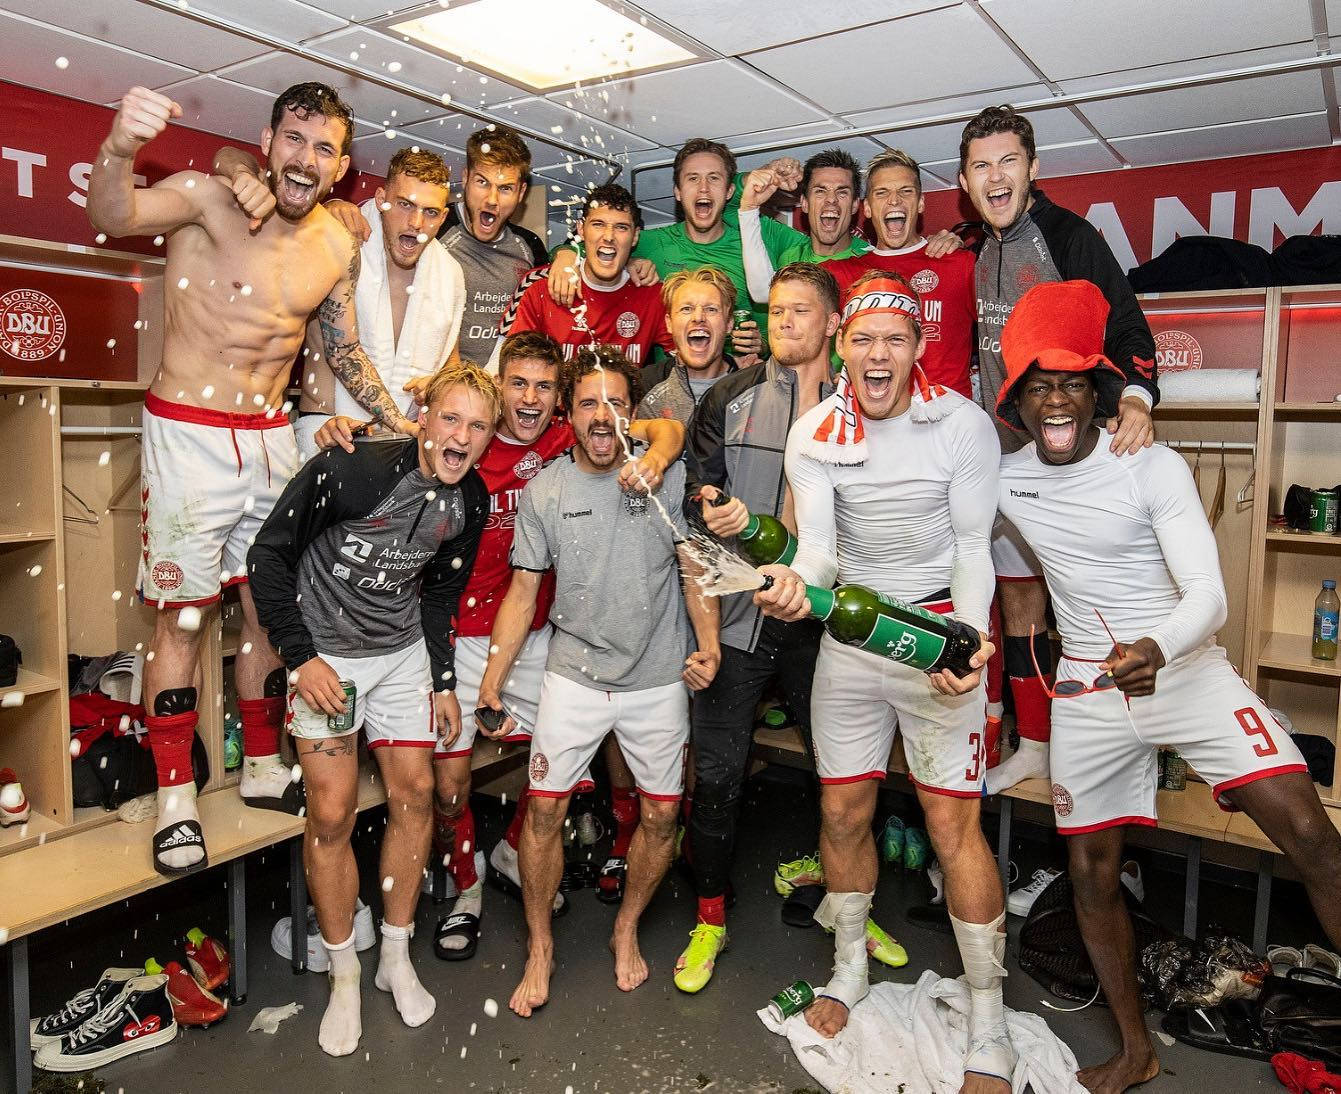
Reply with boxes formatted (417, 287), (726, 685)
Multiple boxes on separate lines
(815, 890), (872, 1010)
(240, 753), (293, 799)
(318, 932), (362, 1057)
(155, 783), (204, 870)
(375, 921), (436, 1027)
(437, 882), (482, 952)
(985, 737), (1049, 795)
(490, 838), (565, 914)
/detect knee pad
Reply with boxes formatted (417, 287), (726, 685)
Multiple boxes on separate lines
(154, 687), (198, 716)
(1003, 633), (1051, 678)
(264, 667), (288, 699)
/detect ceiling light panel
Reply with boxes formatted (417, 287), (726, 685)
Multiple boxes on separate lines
(386, 0), (697, 92)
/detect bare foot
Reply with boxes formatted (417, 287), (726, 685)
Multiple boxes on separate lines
(960, 1072), (1011, 1094)
(609, 925), (649, 992)
(1077, 1048), (1161, 1094)
(508, 949), (554, 1018)
(803, 996), (850, 1038)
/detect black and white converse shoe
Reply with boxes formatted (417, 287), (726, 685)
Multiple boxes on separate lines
(30, 967), (142, 1048)
(34, 974), (177, 1072)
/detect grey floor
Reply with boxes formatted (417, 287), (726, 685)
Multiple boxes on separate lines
(27, 768), (1303, 1093)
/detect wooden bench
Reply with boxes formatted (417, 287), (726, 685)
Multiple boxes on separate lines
(0, 746), (524, 1094)
(751, 724), (1341, 950)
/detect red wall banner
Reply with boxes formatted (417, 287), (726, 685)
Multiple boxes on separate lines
(0, 80), (380, 254)
(921, 146), (1341, 271)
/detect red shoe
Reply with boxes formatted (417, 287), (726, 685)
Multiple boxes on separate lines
(147, 959), (228, 1027)
(184, 927), (230, 991)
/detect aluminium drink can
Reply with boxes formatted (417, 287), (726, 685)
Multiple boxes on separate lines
(767, 980), (815, 1021)
(327, 680), (357, 732)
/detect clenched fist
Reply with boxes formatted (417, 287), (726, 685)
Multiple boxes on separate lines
(105, 87), (181, 159)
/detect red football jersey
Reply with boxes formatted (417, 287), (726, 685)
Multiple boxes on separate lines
(456, 420), (574, 638)
(502, 265), (674, 365)
(826, 243), (976, 398)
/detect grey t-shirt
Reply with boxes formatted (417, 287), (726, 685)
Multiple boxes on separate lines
(296, 462), (466, 661)
(440, 203), (538, 366)
(511, 448), (691, 691)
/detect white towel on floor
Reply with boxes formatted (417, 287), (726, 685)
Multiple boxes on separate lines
(334, 197), (466, 421)
(759, 970), (1086, 1094)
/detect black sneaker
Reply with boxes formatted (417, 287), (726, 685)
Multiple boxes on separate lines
(34, 974), (177, 1072)
(30, 967), (141, 1048)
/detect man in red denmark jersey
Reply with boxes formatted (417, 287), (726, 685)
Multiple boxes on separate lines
(493, 183), (674, 369)
(426, 330), (684, 958)
(739, 149), (973, 397)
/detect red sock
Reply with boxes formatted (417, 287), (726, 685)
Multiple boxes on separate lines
(239, 696), (284, 758)
(147, 711), (197, 788)
(986, 599), (1004, 706)
(443, 803), (479, 891)
(697, 894), (726, 927)
(1008, 675), (1053, 743)
(611, 786), (639, 857)
(504, 788), (530, 851)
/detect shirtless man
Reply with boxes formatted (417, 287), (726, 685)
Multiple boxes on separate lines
(88, 83), (414, 875)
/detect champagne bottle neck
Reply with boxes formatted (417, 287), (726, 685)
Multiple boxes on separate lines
(805, 585), (835, 621)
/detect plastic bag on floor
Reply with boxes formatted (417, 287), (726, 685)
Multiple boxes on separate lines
(248, 1002), (302, 1034)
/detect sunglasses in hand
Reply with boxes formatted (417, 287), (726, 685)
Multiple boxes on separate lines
(1031, 609), (1123, 698)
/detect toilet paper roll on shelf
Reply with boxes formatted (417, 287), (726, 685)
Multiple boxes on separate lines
(1158, 368), (1260, 403)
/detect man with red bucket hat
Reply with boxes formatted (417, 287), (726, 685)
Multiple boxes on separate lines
(997, 279), (1341, 1093)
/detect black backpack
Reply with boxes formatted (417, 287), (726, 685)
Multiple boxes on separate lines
(1017, 869), (1174, 1004)
(1127, 236), (1274, 292)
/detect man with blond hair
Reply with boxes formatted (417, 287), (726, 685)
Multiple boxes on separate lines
(249, 362), (496, 1057)
(638, 266), (739, 425)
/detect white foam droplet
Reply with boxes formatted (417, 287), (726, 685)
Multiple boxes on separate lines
(177, 606), (202, 632)
(382, 876), (395, 892)
(450, 557), (462, 569)
(111, 590), (123, 602)
(55, 56), (69, 69)
(241, 642), (253, 655)
(388, 61), (402, 73)
(95, 233), (107, 245)
(177, 277), (190, 290)
(240, 284), (252, 297)
(483, 998), (498, 1018)
(291, 764), (303, 783)
(106, 339), (116, 349)
(153, 236), (164, 246)
(27, 565), (41, 577)
(98, 451), (111, 467)
(201, 384), (215, 399)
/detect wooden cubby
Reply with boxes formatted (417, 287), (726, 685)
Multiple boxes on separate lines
(1139, 286), (1341, 811)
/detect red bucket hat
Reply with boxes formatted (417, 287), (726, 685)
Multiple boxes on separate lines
(994, 280), (1126, 432)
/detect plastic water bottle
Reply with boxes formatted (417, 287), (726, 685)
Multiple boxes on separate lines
(1314, 580), (1339, 661)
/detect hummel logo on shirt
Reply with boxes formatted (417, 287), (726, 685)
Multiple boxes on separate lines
(1010, 489), (1039, 499)
(561, 509), (593, 519)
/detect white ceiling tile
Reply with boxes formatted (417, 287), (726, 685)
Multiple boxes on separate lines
(852, 97), (1094, 146)
(922, 137), (1121, 182)
(630, 0), (955, 54)
(640, 196), (679, 216)
(192, 0), (347, 43)
(747, 6), (1037, 115)
(547, 60), (826, 146)
(630, 164), (674, 201)
(464, 97), (655, 165)
(348, 129), (466, 177)
(736, 136), (885, 174)
(640, 207), (674, 228)
(1110, 113), (1330, 166)
(868, 121), (967, 169)
(1076, 71), (1324, 139)
(159, 75), (293, 142)
(1329, 1), (1341, 32)
(537, 158), (621, 191)
(296, 0), (416, 18)
(0, 11), (194, 105)
(1060, 41), (1316, 94)
(1, 0), (265, 69)
(303, 25), (525, 107)
(218, 50), (452, 127)
(982, 0), (1313, 81)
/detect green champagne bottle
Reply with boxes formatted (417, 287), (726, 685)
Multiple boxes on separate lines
(801, 582), (979, 677)
(707, 491), (797, 566)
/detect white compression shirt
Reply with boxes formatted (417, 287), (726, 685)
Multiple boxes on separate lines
(786, 393), (999, 634)
(997, 436), (1227, 663)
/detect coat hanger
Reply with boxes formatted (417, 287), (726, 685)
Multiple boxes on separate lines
(62, 484), (100, 526)
(1208, 445), (1226, 529)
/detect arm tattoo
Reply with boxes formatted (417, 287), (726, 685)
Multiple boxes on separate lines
(318, 248), (409, 429)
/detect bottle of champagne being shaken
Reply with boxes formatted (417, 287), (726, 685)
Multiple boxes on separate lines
(705, 492), (979, 677)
